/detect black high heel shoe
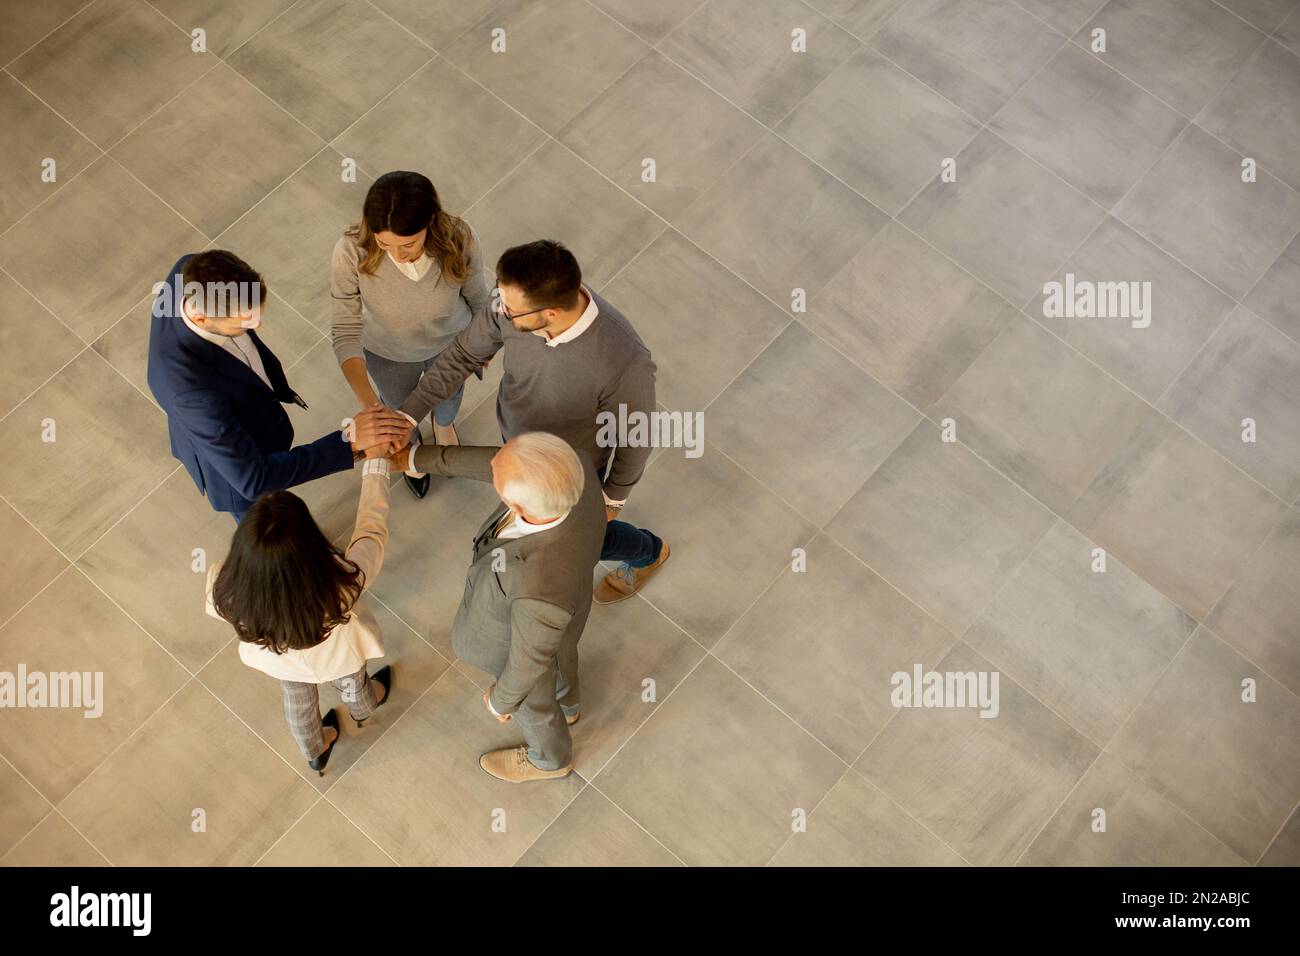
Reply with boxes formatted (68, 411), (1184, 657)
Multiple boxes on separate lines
(308, 709), (341, 776)
(354, 666), (393, 728)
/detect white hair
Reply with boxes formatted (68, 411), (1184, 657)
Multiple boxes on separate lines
(498, 432), (585, 519)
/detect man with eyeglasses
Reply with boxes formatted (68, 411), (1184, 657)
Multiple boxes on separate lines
(392, 239), (669, 610)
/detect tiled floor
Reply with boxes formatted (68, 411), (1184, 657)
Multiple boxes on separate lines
(1, 0), (1299, 868)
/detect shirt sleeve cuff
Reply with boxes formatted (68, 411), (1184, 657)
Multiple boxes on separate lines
(361, 458), (390, 478)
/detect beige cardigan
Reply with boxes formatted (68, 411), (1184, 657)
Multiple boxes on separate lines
(205, 470), (391, 684)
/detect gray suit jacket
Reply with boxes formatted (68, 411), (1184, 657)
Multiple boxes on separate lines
(411, 443), (607, 714)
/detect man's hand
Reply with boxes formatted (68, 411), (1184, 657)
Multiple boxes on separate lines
(349, 403), (411, 454)
(388, 443), (412, 472)
(483, 687), (511, 723)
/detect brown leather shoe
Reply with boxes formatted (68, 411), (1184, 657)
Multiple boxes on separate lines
(478, 745), (572, 783)
(594, 542), (670, 605)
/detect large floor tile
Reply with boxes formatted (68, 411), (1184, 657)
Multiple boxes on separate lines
(1259, 805), (1300, 865)
(77, 470), (235, 673)
(770, 769), (965, 865)
(0, 0), (92, 68)
(600, 230), (789, 412)
(516, 786), (682, 866)
(588, 0), (704, 44)
(716, 534), (955, 762)
(1201, 40), (1300, 193)
(830, 423), (1056, 635)
(1118, 125), (1300, 301)
(1013, 0), (1107, 35)
(1, 813), (107, 867)
(445, 0), (649, 134)
(112, 63), (323, 238)
(571, 598), (705, 779)
(900, 130), (1106, 307)
(857, 643), (1097, 866)
(0, 569), (188, 804)
(933, 316), (1152, 514)
(560, 51), (764, 221)
(594, 657), (845, 866)
(0, 759), (50, 859)
(708, 323), (918, 525)
(256, 799), (395, 866)
(211, 148), (371, 333)
(0, 158), (205, 343)
(1216, 0), (1300, 33)
(1108, 629), (1300, 861)
(1245, 233), (1300, 342)
(1030, 217), (1234, 402)
(0, 271), (84, 419)
(806, 222), (1018, 409)
(0, 350), (176, 554)
(8, 0), (214, 148)
(613, 443), (817, 647)
(1069, 413), (1286, 620)
(778, 47), (980, 215)
(0, 73), (99, 234)
(1021, 753), (1245, 865)
(328, 668), (584, 865)
(465, 140), (664, 292)
(677, 133), (888, 304)
(227, 0), (432, 141)
(1208, 508), (1300, 697)
(334, 59), (544, 217)
(1160, 307), (1300, 500)
(870, 0), (1063, 122)
(366, 0), (497, 51)
(991, 44), (1185, 208)
(1074, 0), (1265, 118)
(60, 680), (319, 865)
(966, 521), (1195, 745)
(660, 0), (860, 126)
(198, 602), (448, 791)
(0, 500), (67, 626)
(147, 0), (300, 58)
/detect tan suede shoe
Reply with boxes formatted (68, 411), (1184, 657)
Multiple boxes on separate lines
(594, 542), (671, 605)
(564, 709), (580, 726)
(478, 745), (572, 783)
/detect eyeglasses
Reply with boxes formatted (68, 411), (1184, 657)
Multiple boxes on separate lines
(492, 284), (553, 322)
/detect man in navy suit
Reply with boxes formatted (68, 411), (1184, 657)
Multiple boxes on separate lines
(147, 250), (410, 522)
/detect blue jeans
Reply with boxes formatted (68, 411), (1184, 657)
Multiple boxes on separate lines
(363, 347), (464, 429)
(602, 519), (661, 568)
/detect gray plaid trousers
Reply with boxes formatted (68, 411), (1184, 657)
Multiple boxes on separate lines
(280, 664), (379, 760)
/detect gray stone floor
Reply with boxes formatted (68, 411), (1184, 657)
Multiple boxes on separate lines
(1, 0), (1299, 866)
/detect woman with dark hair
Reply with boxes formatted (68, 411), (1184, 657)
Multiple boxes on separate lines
(204, 444), (395, 774)
(331, 170), (489, 499)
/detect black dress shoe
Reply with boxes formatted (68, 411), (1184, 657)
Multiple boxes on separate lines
(308, 709), (341, 776)
(404, 472), (430, 499)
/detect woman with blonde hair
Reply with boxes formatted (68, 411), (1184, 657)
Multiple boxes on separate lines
(331, 170), (489, 498)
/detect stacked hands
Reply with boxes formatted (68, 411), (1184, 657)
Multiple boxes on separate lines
(348, 402), (415, 466)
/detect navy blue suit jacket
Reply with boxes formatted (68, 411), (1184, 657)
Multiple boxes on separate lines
(146, 255), (355, 515)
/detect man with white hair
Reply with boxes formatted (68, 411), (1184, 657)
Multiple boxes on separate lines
(392, 431), (605, 781)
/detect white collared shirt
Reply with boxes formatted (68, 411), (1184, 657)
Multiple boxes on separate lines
(532, 285), (597, 347)
(388, 251), (433, 282)
(181, 304), (273, 391)
(492, 508), (568, 540)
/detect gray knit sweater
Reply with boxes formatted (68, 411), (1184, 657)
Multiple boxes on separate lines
(330, 227), (490, 365)
(398, 290), (658, 500)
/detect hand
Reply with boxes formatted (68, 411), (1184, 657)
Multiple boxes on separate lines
(349, 403), (411, 453)
(606, 506), (622, 522)
(388, 443), (412, 472)
(484, 687), (511, 723)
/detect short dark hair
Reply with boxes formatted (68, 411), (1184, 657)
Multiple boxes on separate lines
(496, 240), (582, 311)
(181, 250), (267, 317)
(211, 491), (364, 655)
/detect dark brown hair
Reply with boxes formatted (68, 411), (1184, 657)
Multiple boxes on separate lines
(211, 491), (365, 654)
(496, 240), (582, 310)
(345, 171), (473, 282)
(181, 250), (267, 317)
